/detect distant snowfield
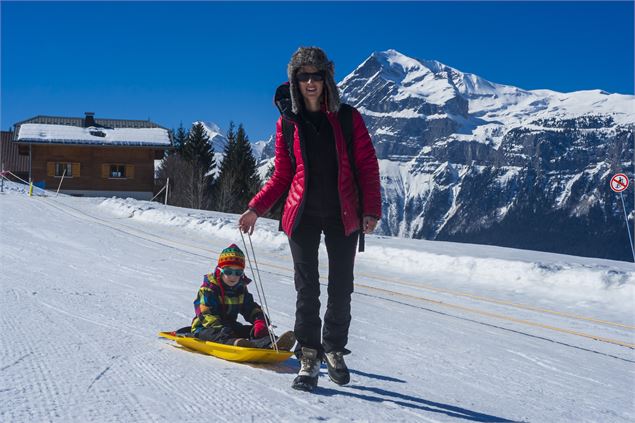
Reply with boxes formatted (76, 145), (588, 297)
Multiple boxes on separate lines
(1, 182), (634, 422)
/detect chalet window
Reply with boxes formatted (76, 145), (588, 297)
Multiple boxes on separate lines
(55, 162), (72, 177)
(110, 164), (126, 178)
(102, 164), (134, 179)
(47, 162), (79, 178)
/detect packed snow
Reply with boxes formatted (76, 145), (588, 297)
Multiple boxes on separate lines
(1, 181), (634, 422)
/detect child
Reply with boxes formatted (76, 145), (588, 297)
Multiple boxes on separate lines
(191, 244), (295, 350)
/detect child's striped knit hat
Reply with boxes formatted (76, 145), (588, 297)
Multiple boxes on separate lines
(217, 244), (245, 269)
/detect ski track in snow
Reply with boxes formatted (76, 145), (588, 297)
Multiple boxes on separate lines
(1, 190), (634, 422)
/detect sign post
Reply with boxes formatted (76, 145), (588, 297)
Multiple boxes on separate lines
(610, 173), (634, 262)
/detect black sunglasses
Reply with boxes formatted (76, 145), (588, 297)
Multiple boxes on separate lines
(296, 72), (324, 82)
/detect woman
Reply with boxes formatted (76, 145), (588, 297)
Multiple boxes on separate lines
(239, 47), (381, 392)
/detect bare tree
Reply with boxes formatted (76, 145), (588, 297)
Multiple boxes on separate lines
(156, 154), (195, 207)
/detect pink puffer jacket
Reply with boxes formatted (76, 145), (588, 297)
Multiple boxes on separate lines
(248, 106), (381, 237)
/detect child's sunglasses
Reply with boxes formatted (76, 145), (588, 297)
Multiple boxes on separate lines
(221, 268), (244, 277)
(296, 72), (324, 82)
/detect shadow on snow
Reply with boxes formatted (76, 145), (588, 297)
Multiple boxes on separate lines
(312, 384), (522, 422)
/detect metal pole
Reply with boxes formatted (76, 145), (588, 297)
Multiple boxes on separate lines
(619, 192), (635, 262)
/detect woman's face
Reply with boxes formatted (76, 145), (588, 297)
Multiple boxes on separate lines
(297, 65), (324, 103)
(220, 266), (243, 287)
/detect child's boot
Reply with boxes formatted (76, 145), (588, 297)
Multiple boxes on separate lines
(274, 331), (296, 351)
(233, 338), (255, 347)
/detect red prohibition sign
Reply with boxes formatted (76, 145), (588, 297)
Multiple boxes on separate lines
(610, 173), (629, 193)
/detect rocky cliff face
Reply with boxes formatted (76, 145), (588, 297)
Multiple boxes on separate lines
(262, 49), (635, 261)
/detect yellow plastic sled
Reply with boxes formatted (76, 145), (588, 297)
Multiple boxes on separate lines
(159, 331), (294, 364)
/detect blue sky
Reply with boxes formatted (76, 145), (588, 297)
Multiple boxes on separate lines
(2, 1), (633, 142)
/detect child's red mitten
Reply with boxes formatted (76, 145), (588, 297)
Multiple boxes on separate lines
(252, 319), (269, 338)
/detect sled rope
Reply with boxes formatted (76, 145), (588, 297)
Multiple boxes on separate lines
(240, 230), (279, 352)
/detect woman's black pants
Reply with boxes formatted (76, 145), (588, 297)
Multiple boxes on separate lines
(288, 214), (359, 356)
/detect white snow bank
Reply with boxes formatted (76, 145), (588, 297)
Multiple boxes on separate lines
(0, 179), (49, 196)
(93, 196), (635, 314)
(97, 197), (289, 252)
(363, 245), (634, 313)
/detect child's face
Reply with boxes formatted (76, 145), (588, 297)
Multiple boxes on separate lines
(220, 266), (244, 286)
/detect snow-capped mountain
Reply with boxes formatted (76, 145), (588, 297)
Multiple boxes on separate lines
(340, 49), (633, 158)
(261, 49), (635, 261)
(252, 136), (273, 162)
(195, 121), (229, 153)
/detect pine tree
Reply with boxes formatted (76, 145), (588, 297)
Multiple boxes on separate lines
(234, 124), (262, 203)
(214, 123), (261, 213)
(156, 123), (190, 205)
(214, 122), (238, 212)
(181, 122), (216, 209)
(172, 123), (189, 155)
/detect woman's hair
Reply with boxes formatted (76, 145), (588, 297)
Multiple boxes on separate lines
(287, 46), (341, 114)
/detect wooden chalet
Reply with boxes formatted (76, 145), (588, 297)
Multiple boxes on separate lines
(12, 112), (172, 199)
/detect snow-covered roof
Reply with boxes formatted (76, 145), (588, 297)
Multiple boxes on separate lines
(15, 123), (171, 147)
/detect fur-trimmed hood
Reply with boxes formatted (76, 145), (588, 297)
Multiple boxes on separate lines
(287, 46), (341, 114)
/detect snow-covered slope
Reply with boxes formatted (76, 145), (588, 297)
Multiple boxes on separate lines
(1, 184), (633, 422)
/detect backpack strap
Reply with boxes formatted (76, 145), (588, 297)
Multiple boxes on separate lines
(338, 104), (365, 253)
(338, 104), (354, 151)
(281, 118), (296, 172)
